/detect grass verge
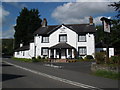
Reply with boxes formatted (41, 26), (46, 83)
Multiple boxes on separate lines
(92, 70), (120, 80)
(12, 57), (32, 62)
(12, 57), (49, 62)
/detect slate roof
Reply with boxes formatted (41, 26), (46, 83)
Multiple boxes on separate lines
(33, 24), (96, 35)
(50, 42), (75, 49)
(15, 45), (29, 52)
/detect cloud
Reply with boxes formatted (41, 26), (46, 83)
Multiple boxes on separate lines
(0, 6), (10, 26)
(76, 0), (119, 2)
(52, 2), (115, 25)
(1, 25), (15, 38)
(2, 0), (119, 2)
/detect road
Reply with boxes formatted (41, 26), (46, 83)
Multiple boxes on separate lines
(2, 58), (119, 89)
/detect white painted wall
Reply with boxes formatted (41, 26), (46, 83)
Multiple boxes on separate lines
(14, 42), (35, 59)
(86, 33), (95, 56)
(77, 33), (95, 57)
(14, 25), (95, 59)
(95, 48), (114, 57)
(35, 25), (95, 58)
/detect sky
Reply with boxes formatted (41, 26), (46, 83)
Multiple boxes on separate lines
(1, 0), (119, 39)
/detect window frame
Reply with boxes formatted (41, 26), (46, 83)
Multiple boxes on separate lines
(41, 47), (49, 56)
(78, 47), (87, 56)
(42, 36), (49, 43)
(59, 34), (67, 42)
(78, 34), (86, 42)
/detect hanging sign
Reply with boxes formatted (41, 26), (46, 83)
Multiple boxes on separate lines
(103, 20), (110, 33)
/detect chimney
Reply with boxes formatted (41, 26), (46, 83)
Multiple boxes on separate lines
(41, 18), (47, 27)
(20, 43), (23, 47)
(89, 16), (93, 25)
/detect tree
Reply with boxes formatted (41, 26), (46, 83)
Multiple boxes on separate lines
(14, 7), (42, 49)
(109, 1), (120, 20)
(95, 25), (105, 43)
(109, 2), (120, 54)
(2, 38), (14, 56)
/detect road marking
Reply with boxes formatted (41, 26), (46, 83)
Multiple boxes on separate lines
(3, 61), (103, 90)
(44, 64), (63, 69)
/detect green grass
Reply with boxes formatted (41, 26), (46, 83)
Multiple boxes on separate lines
(93, 70), (120, 80)
(12, 57), (49, 62)
(12, 57), (32, 62)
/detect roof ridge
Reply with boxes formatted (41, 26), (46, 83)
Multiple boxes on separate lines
(48, 23), (89, 27)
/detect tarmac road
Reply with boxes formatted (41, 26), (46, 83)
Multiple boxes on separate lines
(2, 58), (119, 89)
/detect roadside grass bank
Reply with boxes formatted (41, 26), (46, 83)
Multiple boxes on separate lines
(92, 70), (120, 80)
(12, 57), (32, 62)
(12, 57), (49, 62)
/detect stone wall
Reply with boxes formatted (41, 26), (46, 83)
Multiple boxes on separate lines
(91, 63), (119, 73)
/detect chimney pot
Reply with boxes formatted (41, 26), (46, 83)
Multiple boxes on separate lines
(42, 18), (47, 27)
(89, 16), (93, 25)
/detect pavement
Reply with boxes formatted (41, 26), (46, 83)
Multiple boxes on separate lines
(2, 58), (120, 89)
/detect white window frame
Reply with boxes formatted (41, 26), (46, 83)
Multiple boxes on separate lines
(78, 34), (86, 42)
(59, 34), (67, 42)
(78, 47), (87, 56)
(42, 48), (48, 56)
(42, 36), (49, 43)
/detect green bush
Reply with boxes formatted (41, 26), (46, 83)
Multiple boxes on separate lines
(32, 57), (38, 62)
(110, 55), (120, 64)
(76, 57), (84, 61)
(85, 55), (94, 59)
(37, 56), (41, 59)
(84, 55), (94, 61)
(93, 70), (120, 80)
(95, 52), (106, 64)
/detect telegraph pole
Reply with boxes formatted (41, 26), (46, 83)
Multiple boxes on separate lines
(100, 17), (111, 63)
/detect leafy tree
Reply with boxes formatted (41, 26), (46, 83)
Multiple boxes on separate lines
(109, 1), (120, 20)
(95, 25), (105, 43)
(2, 39), (14, 56)
(14, 7), (42, 49)
(109, 2), (120, 54)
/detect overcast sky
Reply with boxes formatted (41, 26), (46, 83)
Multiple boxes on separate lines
(1, 0), (119, 39)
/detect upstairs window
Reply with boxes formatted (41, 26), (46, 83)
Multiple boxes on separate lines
(42, 36), (49, 43)
(59, 34), (67, 42)
(78, 47), (86, 56)
(78, 34), (86, 42)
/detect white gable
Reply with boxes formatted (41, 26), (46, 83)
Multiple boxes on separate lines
(49, 25), (77, 48)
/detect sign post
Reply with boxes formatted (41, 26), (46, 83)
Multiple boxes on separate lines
(100, 17), (111, 63)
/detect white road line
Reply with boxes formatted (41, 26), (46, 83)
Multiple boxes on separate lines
(3, 61), (103, 90)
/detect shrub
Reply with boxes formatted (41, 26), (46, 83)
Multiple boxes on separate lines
(85, 55), (94, 59)
(37, 56), (41, 59)
(76, 56), (84, 61)
(95, 52), (106, 64)
(93, 70), (120, 80)
(110, 55), (120, 64)
(42, 56), (45, 59)
(32, 57), (38, 62)
(84, 55), (94, 61)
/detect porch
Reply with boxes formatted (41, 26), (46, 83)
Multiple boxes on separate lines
(49, 42), (76, 59)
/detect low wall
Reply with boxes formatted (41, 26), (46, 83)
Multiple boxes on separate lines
(91, 63), (119, 73)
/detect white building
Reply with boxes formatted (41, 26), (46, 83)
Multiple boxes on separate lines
(95, 41), (114, 57)
(14, 17), (96, 59)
